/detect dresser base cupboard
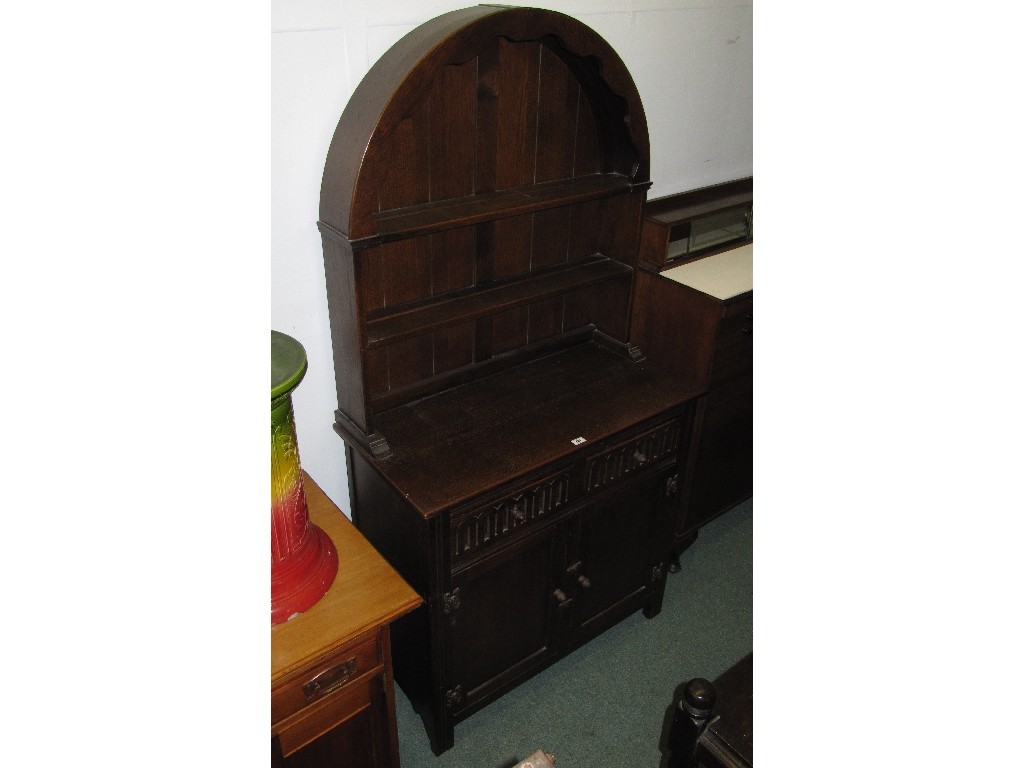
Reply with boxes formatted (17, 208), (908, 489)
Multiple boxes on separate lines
(345, 341), (699, 754)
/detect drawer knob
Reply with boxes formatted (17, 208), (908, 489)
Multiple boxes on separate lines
(577, 575), (592, 589)
(302, 658), (357, 701)
(553, 589), (571, 608)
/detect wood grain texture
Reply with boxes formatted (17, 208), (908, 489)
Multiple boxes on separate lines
(361, 342), (702, 518)
(495, 38), (540, 190)
(321, 6), (650, 239)
(271, 474), (422, 767)
(319, 8), (655, 436)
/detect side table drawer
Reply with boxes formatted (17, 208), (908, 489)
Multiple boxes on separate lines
(271, 628), (382, 729)
(275, 669), (384, 758)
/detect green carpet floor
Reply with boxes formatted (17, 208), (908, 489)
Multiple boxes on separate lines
(394, 498), (753, 767)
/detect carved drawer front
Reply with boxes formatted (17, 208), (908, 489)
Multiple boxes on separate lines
(450, 468), (572, 565)
(271, 628), (382, 730)
(584, 419), (683, 494)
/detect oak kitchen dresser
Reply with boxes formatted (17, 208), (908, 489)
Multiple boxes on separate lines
(316, 6), (706, 755)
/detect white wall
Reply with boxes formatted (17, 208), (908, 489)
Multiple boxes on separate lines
(271, 0), (752, 515)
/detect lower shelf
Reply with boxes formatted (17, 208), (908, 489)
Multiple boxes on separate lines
(364, 254), (632, 348)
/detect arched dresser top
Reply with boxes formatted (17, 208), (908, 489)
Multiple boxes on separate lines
(319, 5), (651, 241)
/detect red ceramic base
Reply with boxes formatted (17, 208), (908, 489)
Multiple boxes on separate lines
(271, 523), (339, 624)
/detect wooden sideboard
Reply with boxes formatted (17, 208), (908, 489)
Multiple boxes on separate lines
(638, 178), (752, 272)
(631, 182), (753, 563)
(271, 473), (422, 768)
(316, 6), (704, 754)
(347, 344), (700, 754)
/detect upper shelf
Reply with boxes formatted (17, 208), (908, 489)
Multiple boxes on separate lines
(368, 174), (636, 244)
(365, 254), (631, 348)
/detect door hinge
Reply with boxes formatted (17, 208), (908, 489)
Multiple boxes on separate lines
(651, 562), (666, 585)
(665, 473), (680, 497)
(442, 588), (461, 616)
(445, 685), (463, 709)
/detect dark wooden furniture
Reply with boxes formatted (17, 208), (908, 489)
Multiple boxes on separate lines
(271, 473), (422, 768)
(631, 182), (753, 563)
(317, 6), (703, 755)
(638, 178), (752, 272)
(666, 653), (753, 768)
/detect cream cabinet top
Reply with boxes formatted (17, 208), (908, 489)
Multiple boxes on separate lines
(661, 244), (753, 300)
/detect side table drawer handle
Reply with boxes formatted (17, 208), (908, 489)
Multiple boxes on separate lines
(302, 658), (357, 701)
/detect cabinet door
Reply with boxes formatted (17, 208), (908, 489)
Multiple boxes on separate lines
(570, 468), (676, 645)
(445, 523), (564, 716)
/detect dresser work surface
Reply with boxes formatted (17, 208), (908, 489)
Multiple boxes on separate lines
(364, 342), (705, 518)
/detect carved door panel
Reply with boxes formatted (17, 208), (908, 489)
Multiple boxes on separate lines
(569, 468), (676, 646)
(445, 522), (565, 715)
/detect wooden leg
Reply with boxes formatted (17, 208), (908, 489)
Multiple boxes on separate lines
(428, 723), (455, 757)
(669, 530), (699, 573)
(644, 563), (668, 618)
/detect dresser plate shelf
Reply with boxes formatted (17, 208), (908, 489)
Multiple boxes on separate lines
(365, 255), (632, 348)
(370, 174), (637, 243)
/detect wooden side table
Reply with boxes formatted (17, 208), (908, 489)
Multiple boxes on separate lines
(272, 472), (422, 768)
